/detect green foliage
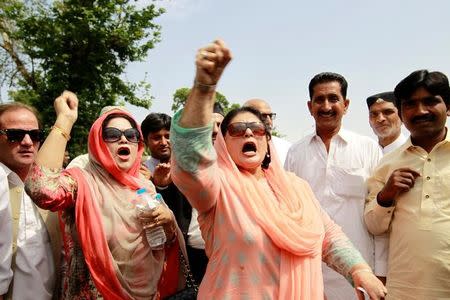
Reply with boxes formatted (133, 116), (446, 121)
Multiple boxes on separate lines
(0, 0), (164, 155)
(271, 127), (285, 138)
(171, 87), (240, 115)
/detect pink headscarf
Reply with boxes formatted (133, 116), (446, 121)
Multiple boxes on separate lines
(66, 109), (180, 299)
(87, 109), (144, 189)
(214, 125), (326, 298)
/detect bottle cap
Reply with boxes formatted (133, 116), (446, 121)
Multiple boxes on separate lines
(136, 188), (146, 195)
(154, 193), (163, 201)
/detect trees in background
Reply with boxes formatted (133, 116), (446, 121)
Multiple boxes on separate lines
(171, 87), (240, 114)
(171, 87), (286, 137)
(0, 0), (164, 155)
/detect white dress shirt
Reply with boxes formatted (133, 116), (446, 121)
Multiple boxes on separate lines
(187, 208), (205, 249)
(271, 136), (292, 166)
(285, 128), (382, 300)
(0, 163), (54, 299)
(0, 166), (13, 295)
(66, 153), (89, 169)
(381, 133), (408, 155)
(374, 132), (408, 277)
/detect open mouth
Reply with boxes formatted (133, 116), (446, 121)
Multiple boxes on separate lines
(117, 146), (130, 158)
(242, 141), (257, 154)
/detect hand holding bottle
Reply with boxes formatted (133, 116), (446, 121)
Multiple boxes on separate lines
(136, 189), (173, 249)
(139, 204), (176, 241)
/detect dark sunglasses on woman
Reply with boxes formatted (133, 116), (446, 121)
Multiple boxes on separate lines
(227, 122), (266, 137)
(102, 127), (141, 143)
(0, 128), (44, 143)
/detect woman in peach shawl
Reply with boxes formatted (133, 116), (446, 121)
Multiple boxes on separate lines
(170, 40), (388, 299)
(25, 92), (183, 299)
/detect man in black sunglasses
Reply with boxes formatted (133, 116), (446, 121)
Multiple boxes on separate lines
(0, 103), (60, 299)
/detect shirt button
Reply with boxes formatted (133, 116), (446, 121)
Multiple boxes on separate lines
(426, 176), (431, 180)
(427, 158), (431, 162)
(425, 195), (430, 199)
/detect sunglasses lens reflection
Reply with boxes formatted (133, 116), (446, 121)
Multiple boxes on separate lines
(1, 129), (43, 142)
(227, 122), (266, 137)
(124, 129), (140, 143)
(103, 128), (140, 143)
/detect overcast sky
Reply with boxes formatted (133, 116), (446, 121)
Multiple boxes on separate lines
(125, 0), (450, 142)
(5, 0), (450, 143)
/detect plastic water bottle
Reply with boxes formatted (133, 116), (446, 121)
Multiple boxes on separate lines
(135, 188), (167, 250)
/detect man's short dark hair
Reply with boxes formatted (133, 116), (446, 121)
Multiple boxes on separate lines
(140, 113), (171, 139)
(394, 69), (450, 110)
(308, 72), (348, 99)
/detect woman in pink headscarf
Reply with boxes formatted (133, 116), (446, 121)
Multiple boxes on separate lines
(170, 40), (388, 299)
(25, 91), (183, 299)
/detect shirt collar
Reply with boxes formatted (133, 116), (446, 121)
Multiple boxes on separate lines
(308, 127), (350, 144)
(382, 133), (408, 154)
(402, 127), (450, 152)
(0, 162), (23, 186)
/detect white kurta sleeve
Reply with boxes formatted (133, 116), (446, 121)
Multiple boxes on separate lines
(0, 168), (13, 294)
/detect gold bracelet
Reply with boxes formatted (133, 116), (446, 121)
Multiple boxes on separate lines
(51, 125), (71, 141)
(194, 80), (217, 92)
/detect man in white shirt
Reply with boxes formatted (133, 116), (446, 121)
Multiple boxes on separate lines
(243, 98), (292, 165)
(0, 103), (60, 300)
(285, 72), (382, 300)
(366, 91), (408, 282)
(367, 92), (407, 155)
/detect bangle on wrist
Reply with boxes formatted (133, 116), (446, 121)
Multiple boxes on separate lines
(194, 80), (216, 92)
(351, 268), (373, 277)
(376, 193), (394, 207)
(51, 125), (71, 141)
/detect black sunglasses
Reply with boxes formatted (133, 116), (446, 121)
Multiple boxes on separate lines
(102, 127), (140, 143)
(227, 122), (266, 137)
(261, 113), (276, 120)
(0, 128), (44, 143)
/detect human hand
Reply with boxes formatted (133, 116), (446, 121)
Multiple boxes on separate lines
(54, 90), (78, 127)
(377, 168), (420, 205)
(353, 269), (387, 300)
(152, 163), (172, 187)
(139, 205), (176, 240)
(139, 164), (152, 180)
(194, 39), (232, 90)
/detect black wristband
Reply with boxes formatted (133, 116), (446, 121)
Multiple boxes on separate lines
(194, 80), (216, 92)
(376, 193), (394, 207)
